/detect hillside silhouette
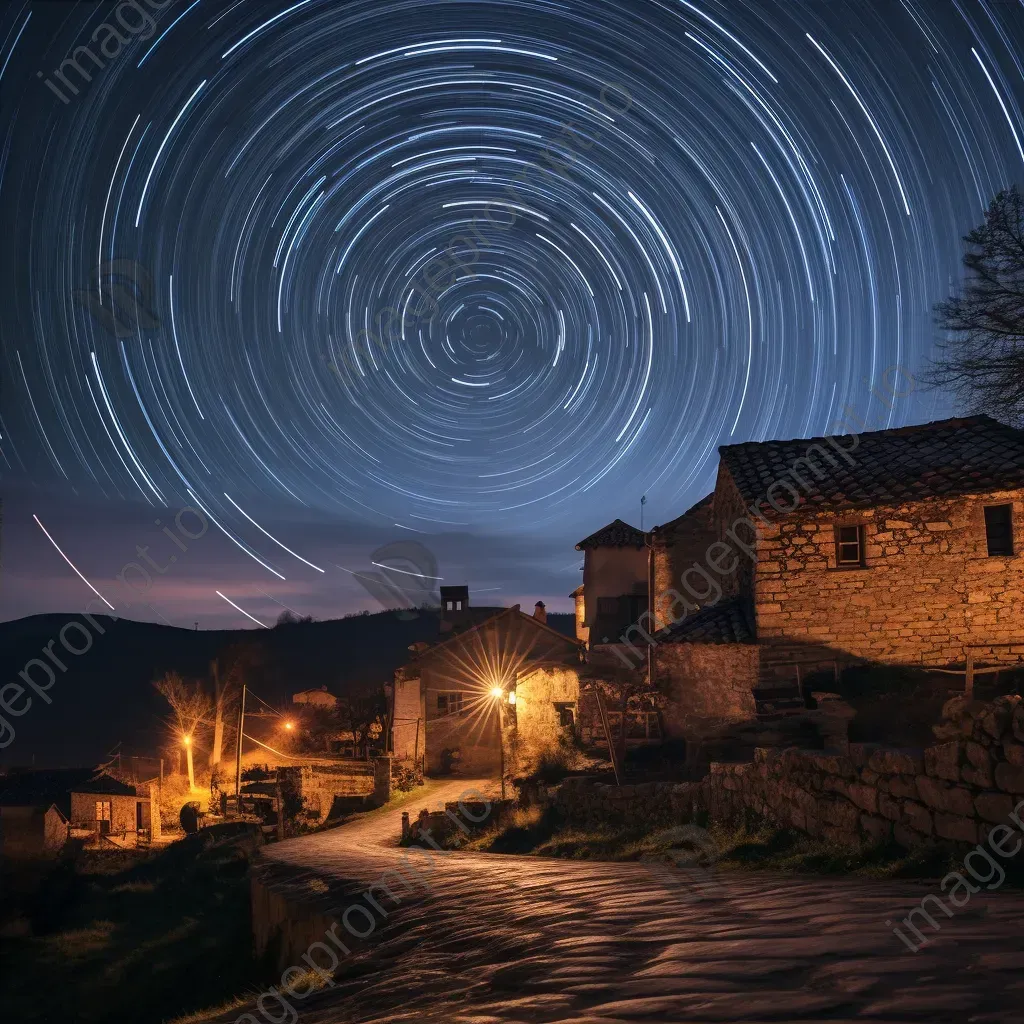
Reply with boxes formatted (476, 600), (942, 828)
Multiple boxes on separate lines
(0, 608), (574, 768)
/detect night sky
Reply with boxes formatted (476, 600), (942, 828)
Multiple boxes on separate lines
(0, 0), (1021, 629)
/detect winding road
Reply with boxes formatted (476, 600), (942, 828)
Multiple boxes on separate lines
(220, 779), (1024, 1023)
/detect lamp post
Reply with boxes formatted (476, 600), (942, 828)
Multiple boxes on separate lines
(490, 685), (507, 801)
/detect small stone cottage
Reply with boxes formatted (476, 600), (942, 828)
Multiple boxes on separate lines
(0, 768), (159, 852)
(577, 415), (1024, 755)
(390, 598), (581, 775)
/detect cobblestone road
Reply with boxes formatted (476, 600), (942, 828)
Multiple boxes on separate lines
(223, 779), (1024, 1023)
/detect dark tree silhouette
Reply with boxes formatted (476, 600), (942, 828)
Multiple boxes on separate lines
(275, 609), (315, 626)
(927, 185), (1024, 425)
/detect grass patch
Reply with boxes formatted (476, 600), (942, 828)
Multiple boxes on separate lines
(461, 806), (1024, 884)
(0, 832), (271, 1024)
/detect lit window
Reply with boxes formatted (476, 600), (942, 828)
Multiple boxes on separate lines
(95, 800), (111, 822)
(984, 504), (1014, 556)
(455, 600), (462, 610)
(445, 601), (453, 611)
(835, 524), (864, 566)
(437, 692), (465, 715)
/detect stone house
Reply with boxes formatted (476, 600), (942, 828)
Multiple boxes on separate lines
(391, 598), (581, 775)
(0, 768), (158, 849)
(580, 416), (1024, 757)
(574, 518), (649, 645)
(292, 686), (338, 708)
(0, 802), (68, 858)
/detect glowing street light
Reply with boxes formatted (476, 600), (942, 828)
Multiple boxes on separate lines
(489, 683), (510, 800)
(283, 720), (294, 731)
(182, 734), (195, 791)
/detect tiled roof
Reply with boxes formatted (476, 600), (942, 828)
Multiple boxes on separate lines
(575, 518), (649, 550)
(719, 416), (1024, 514)
(0, 769), (138, 813)
(650, 492), (714, 537)
(658, 597), (755, 644)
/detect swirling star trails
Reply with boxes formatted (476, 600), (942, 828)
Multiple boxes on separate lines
(3, 0), (1022, 601)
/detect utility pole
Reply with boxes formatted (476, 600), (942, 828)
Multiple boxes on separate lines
(233, 683), (247, 815)
(497, 699), (506, 802)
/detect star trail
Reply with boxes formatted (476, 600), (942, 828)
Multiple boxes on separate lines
(0, 0), (1022, 623)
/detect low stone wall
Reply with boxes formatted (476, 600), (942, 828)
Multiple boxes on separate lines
(702, 694), (1024, 848)
(521, 695), (1024, 851)
(521, 774), (698, 830)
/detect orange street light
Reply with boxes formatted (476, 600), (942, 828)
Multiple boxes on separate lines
(489, 686), (503, 700)
(283, 721), (294, 730)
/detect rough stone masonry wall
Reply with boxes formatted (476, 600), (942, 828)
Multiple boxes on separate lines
(526, 696), (1024, 852)
(702, 694), (1024, 849)
(656, 643), (759, 741)
(513, 665), (579, 774)
(652, 499), (719, 631)
(754, 490), (1024, 666)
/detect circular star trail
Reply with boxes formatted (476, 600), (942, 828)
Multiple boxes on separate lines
(2, 0), (1024, 561)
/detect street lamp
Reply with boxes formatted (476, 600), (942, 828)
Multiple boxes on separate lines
(490, 684), (511, 801)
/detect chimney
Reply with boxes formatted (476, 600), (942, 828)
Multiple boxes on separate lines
(533, 601), (547, 624)
(439, 584), (470, 633)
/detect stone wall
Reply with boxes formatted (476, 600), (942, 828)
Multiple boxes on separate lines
(523, 696), (1024, 853)
(391, 666), (423, 761)
(701, 694), (1024, 849)
(651, 497), (718, 631)
(754, 491), (1024, 666)
(655, 643), (759, 742)
(711, 465), (758, 606)
(513, 665), (579, 773)
(288, 764), (374, 822)
(69, 791), (139, 833)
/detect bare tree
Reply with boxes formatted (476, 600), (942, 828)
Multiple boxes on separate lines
(153, 672), (212, 790)
(926, 185), (1024, 425)
(275, 609), (314, 626)
(207, 644), (262, 768)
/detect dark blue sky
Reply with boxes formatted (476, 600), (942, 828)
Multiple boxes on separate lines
(1, 0), (1020, 628)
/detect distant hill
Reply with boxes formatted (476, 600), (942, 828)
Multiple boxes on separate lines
(0, 608), (574, 768)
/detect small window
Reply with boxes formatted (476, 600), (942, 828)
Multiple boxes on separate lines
(455, 600), (462, 611)
(437, 692), (465, 715)
(445, 600), (453, 611)
(95, 800), (111, 822)
(984, 504), (1014, 556)
(835, 524), (864, 566)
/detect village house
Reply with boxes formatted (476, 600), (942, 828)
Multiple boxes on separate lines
(574, 519), (649, 646)
(577, 416), (1024, 758)
(291, 686), (338, 708)
(390, 593), (581, 775)
(0, 768), (159, 855)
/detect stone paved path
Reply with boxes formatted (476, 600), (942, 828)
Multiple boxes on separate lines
(222, 779), (1024, 1023)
